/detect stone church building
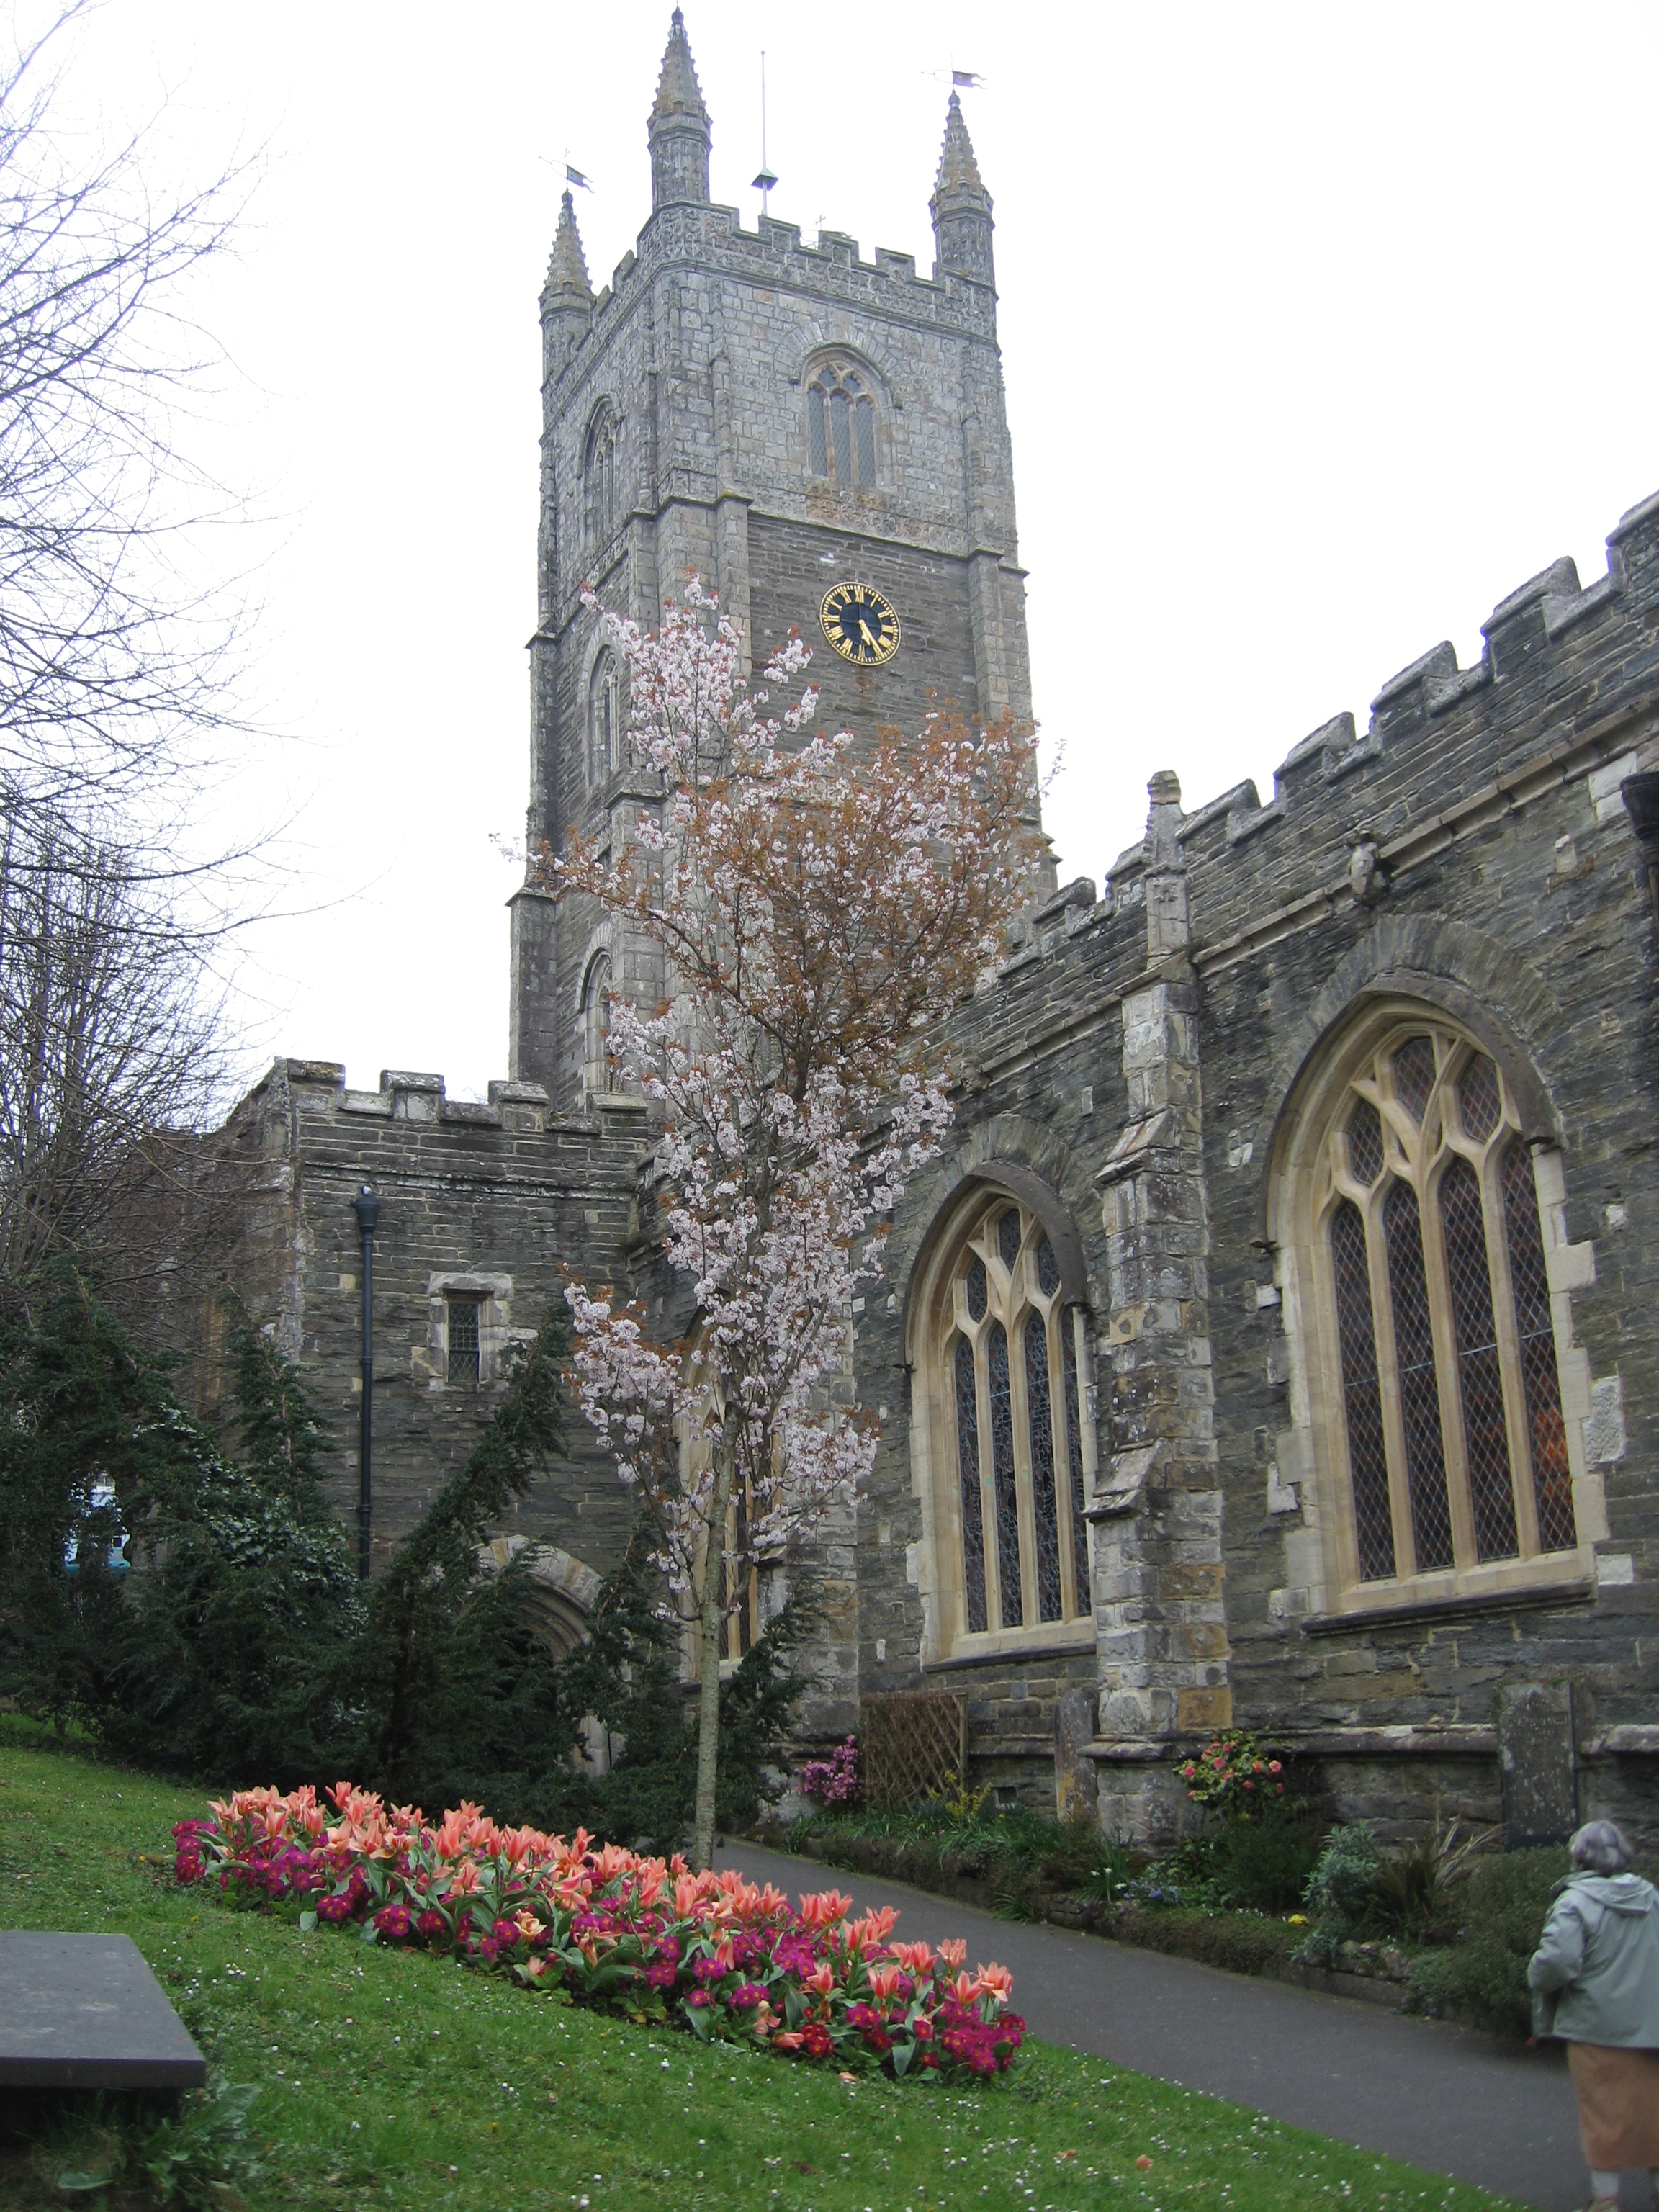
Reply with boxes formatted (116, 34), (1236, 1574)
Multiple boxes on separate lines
(221, 13), (1659, 1848)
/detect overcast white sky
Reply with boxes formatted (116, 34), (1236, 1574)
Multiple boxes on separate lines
(40, 1), (1659, 1100)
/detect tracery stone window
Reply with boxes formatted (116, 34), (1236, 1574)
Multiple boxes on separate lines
(588, 652), (618, 788)
(806, 360), (877, 487)
(938, 1199), (1091, 1641)
(1305, 1018), (1582, 1599)
(583, 408), (618, 545)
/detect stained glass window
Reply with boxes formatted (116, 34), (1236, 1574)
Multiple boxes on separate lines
(1062, 1323), (1089, 1608)
(938, 1200), (1092, 1643)
(1330, 1200), (1395, 1580)
(1317, 1022), (1583, 1596)
(1393, 1035), (1436, 1124)
(1441, 1156), (1517, 1561)
(1347, 1100), (1384, 1187)
(1458, 1054), (1501, 1143)
(954, 1336), (987, 1634)
(1024, 1313), (1064, 1622)
(986, 1321), (1022, 1627)
(1384, 1181), (1455, 1570)
(446, 1295), (480, 1386)
(1503, 1143), (1577, 1553)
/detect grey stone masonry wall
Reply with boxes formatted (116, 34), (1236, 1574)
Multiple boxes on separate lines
(218, 1059), (653, 1594)
(845, 484), (1659, 1850)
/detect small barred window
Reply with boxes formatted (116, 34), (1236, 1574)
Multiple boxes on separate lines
(1317, 1023), (1575, 1588)
(584, 410), (619, 545)
(582, 953), (615, 1098)
(446, 1295), (481, 1386)
(806, 361), (876, 487)
(588, 654), (618, 788)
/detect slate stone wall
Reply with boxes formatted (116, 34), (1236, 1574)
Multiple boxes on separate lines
(220, 1059), (653, 1586)
(844, 487), (1659, 1847)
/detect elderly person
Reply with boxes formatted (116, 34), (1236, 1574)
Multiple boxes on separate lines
(1529, 1820), (1659, 2211)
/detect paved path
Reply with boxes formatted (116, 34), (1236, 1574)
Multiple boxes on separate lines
(714, 1840), (1612, 2212)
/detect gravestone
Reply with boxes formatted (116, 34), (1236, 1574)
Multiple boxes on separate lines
(1053, 1687), (1099, 1825)
(0, 1932), (205, 2087)
(1495, 1680), (1579, 1848)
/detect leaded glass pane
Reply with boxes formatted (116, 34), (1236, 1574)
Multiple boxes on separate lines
(1458, 1053), (1502, 1143)
(447, 1297), (480, 1386)
(953, 1337), (987, 1634)
(1347, 1099), (1384, 1187)
(987, 1321), (1022, 1628)
(1383, 1181), (1455, 1570)
(807, 385), (827, 476)
(1440, 1156), (1518, 1561)
(966, 1254), (987, 1321)
(1036, 1233), (1061, 1296)
(1024, 1313), (1063, 1622)
(1330, 1200), (1394, 1580)
(830, 388), (852, 482)
(1502, 1145), (1578, 1552)
(1393, 1035), (1436, 1124)
(854, 395), (876, 486)
(1061, 1316), (1089, 1602)
(997, 1208), (1022, 1272)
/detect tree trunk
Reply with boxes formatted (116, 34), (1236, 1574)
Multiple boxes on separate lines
(691, 1411), (739, 1870)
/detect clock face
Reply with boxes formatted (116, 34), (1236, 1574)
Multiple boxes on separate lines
(819, 580), (901, 666)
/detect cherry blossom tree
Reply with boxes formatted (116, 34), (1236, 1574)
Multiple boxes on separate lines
(555, 580), (1040, 1869)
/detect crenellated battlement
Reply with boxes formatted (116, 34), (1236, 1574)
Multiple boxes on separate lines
(239, 1059), (650, 1144)
(547, 199), (991, 408)
(1136, 486), (1659, 931)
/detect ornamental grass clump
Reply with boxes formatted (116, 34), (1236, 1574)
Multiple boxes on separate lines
(179, 1783), (1024, 2082)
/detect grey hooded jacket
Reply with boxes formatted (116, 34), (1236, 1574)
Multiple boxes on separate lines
(1528, 1872), (1659, 2046)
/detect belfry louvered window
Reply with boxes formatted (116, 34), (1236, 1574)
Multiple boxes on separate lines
(945, 1201), (1090, 1636)
(806, 361), (877, 487)
(1321, 1025), (1575, 1587)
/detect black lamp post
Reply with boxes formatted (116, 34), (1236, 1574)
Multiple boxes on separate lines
(352, 1184), (380, 1579)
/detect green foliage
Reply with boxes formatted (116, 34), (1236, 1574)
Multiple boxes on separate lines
(347, 1307), (581, 1811)
(1369, 1818), (1492, 1943)
(0, 1269), (361, 1777)
(0, 1272), (814, 1851)
(0, 2074), (265, 2209)
(1201, 1802), (1322, 1914)
(1404, 1845), (1570, 2037)
(112, 1298), (363, 1781)
(1295, 1822), (1383, 1965)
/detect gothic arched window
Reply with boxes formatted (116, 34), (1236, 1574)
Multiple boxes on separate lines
(1308, 1019), (1578, 1594)
(581, 952), (614, 1097)
(937, 1199), (1091, 1640)
(588, 653), (618, 788)
(806, 361), (877, 487)
(583, 409), (619, 545)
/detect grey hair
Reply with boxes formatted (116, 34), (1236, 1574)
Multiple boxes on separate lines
(1570, 1820), (1634, 1876)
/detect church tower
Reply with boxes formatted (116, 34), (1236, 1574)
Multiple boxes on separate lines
(509, 14), (1042, 1105)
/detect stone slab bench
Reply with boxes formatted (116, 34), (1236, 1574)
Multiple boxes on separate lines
(0, 1932), (206, 2089)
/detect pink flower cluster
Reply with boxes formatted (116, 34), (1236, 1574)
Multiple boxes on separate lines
(176, 1784), (1024, 2081)
(799, 1737), (861, 1809)
(1179, 1729), (1285, 1818)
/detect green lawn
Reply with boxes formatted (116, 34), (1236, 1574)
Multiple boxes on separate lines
(0, 1725), (1519, 2211)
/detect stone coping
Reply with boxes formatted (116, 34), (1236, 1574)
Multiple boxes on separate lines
(0, 1932), (206, 2089)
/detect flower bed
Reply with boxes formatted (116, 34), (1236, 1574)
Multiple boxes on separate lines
(175, 1784), (1023, 2080)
